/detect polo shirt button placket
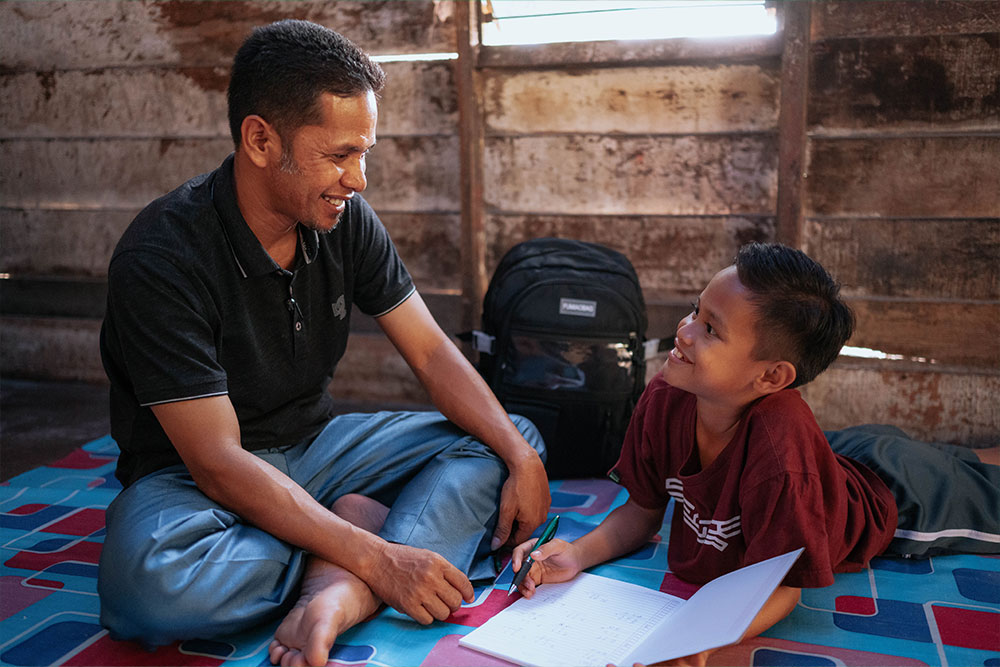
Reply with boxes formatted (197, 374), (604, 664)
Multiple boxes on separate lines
(286, 281), (306, 355)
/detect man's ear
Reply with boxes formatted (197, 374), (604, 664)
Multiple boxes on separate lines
(239, 115), (279, 168)
(755, 360), (797, 395)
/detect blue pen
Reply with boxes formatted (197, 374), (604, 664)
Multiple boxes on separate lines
(508, 514), (559, 595)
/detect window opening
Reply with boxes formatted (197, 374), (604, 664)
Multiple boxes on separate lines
(480, 0), (776, 46)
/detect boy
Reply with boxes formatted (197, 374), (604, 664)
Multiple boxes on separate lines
(511, 242), (1000, 665)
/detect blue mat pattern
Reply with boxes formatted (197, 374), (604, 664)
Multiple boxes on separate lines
(1, 436), (997, 666)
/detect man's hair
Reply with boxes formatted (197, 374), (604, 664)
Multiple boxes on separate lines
(735, 242), (855, 388)
(227, 19), (385, 148)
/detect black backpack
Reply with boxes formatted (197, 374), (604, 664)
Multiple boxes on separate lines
(464, 238), (662, 479)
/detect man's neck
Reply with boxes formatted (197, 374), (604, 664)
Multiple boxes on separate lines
(233, 154), (299, 270)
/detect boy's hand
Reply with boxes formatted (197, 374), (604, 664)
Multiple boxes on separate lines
(510, 537), (581, 597)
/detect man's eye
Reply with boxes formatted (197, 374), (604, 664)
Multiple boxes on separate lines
(705, 322), (715, 335)
(690, 301), (699, 315)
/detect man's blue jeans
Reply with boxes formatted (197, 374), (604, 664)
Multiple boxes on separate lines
(98, 411), (545, 645)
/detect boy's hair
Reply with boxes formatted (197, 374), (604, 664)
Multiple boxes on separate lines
(227, 19), (385, 149)
(735, 242), (854, 388)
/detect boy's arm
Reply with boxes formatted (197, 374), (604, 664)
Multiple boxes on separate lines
(743, 584), (800, 640)
(513, 498), (665, 596)
(572, 497), (666, 569)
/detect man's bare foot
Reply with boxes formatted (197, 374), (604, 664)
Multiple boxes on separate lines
(268, 559), (380, 666)
(268, 495), (390, 667)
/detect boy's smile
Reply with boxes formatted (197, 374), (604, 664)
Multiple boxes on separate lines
(662, 266), (775, 408)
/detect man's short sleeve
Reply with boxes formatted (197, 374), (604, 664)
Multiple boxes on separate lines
(104, 249), (227, 406)
(347, 197), (414, 317)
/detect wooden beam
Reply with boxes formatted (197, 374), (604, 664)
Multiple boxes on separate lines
(454, 1), (487, 335)
(775, 0), (811, 247)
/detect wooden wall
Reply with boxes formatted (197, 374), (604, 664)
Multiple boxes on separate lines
(2, 1), (997, 444)
(794, 2), (999, 444)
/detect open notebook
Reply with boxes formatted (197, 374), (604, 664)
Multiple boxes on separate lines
(460, 548), (803, 667)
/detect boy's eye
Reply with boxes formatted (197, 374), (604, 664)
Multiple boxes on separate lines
(690, 301), (699, 315)
(705, 322), (715, 335)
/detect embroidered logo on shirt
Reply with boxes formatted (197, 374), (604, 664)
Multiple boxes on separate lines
(331, 295), (346, 320)
(665, 478), (742, 552)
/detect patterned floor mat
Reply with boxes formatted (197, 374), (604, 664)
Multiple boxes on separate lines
(2, 436), (997, 666)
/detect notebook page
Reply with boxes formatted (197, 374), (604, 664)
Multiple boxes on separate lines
(459, 572), (683, 667)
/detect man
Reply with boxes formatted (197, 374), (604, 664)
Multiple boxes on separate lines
(98, 19), (549, 667)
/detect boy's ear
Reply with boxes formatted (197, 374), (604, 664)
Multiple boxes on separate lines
(755, 361), (797, 395)
(239, 115), (280, 168)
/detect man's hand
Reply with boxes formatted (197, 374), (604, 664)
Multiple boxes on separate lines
(364, 541), (474, 624)
(510, 537), (582, 597)
(491, 448), (550, 550)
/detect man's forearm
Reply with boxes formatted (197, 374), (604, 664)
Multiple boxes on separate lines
(412, 335), (538, 466)
(193, 446), (385, 578)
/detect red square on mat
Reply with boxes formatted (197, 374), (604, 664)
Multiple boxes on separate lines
(932, 604), (1000, 651)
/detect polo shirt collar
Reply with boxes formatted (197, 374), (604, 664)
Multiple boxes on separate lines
(212, 153), (320, 278)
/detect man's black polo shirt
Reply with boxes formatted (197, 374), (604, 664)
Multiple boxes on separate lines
(100, 154), (414, 487)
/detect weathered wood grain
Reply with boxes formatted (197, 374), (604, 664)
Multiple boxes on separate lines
(0, 61), (457, 139)
(0, 208), (132, 277)
(812, 1), (1000, 40)
(363, 136), (460, 213)
(0, 136), (459, 212)
(847, 299), (999, 368)
(329, 332), (429, 404)
(801, 363), (1000, 446)
(0, 207), (460, 289)
(805, 218), (1000, 300)
(485, 214), (774, 293)
(776, 0), (810, 247)
(805, 136), (1000, 218)
(810, 34), (1000, 131)
(482, 64), (779, 135)
(378, 212), (461, 293)
(1, 1), (455, 71)
(483, 135), (777, 216)
(0, 317), (105, 382)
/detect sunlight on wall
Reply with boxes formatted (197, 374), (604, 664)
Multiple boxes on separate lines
(482, 1), (776, 46)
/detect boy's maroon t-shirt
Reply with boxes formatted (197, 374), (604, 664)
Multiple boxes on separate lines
(611, 375), (897, 588)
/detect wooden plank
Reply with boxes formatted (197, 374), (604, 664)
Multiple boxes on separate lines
(0, 136), (459, 212)
(478, 35), (782, 69)
(363, 136), (460, 213)
(800, 363), (1000, 446)
(483, 134), (777, 216)
(1, 277), (106, 318)
(378, 62), (459, 137)
(378, 212), (461, 293)
(847, 299), (1000, 368)
(329, 332), (429, 404)
(775, 0), (810, 247)
(0, 316), (105, 382)
(0, 61), (457, 139)
(0, 206), (459, 288)
(812, 1), (1000, 40)
(805, 136), (1000, 218)
(1, 208), (132, 277)
(1, 1), (456, 71)
(484, 214), (775, 293)
(809, 34), (1000, 132)
(0, 138), (232, 209)
(482, 64), (779, 135)
(455, 0), (489, 334)
(0, 68), (228, 139)
(804, 218), (1000, 301)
